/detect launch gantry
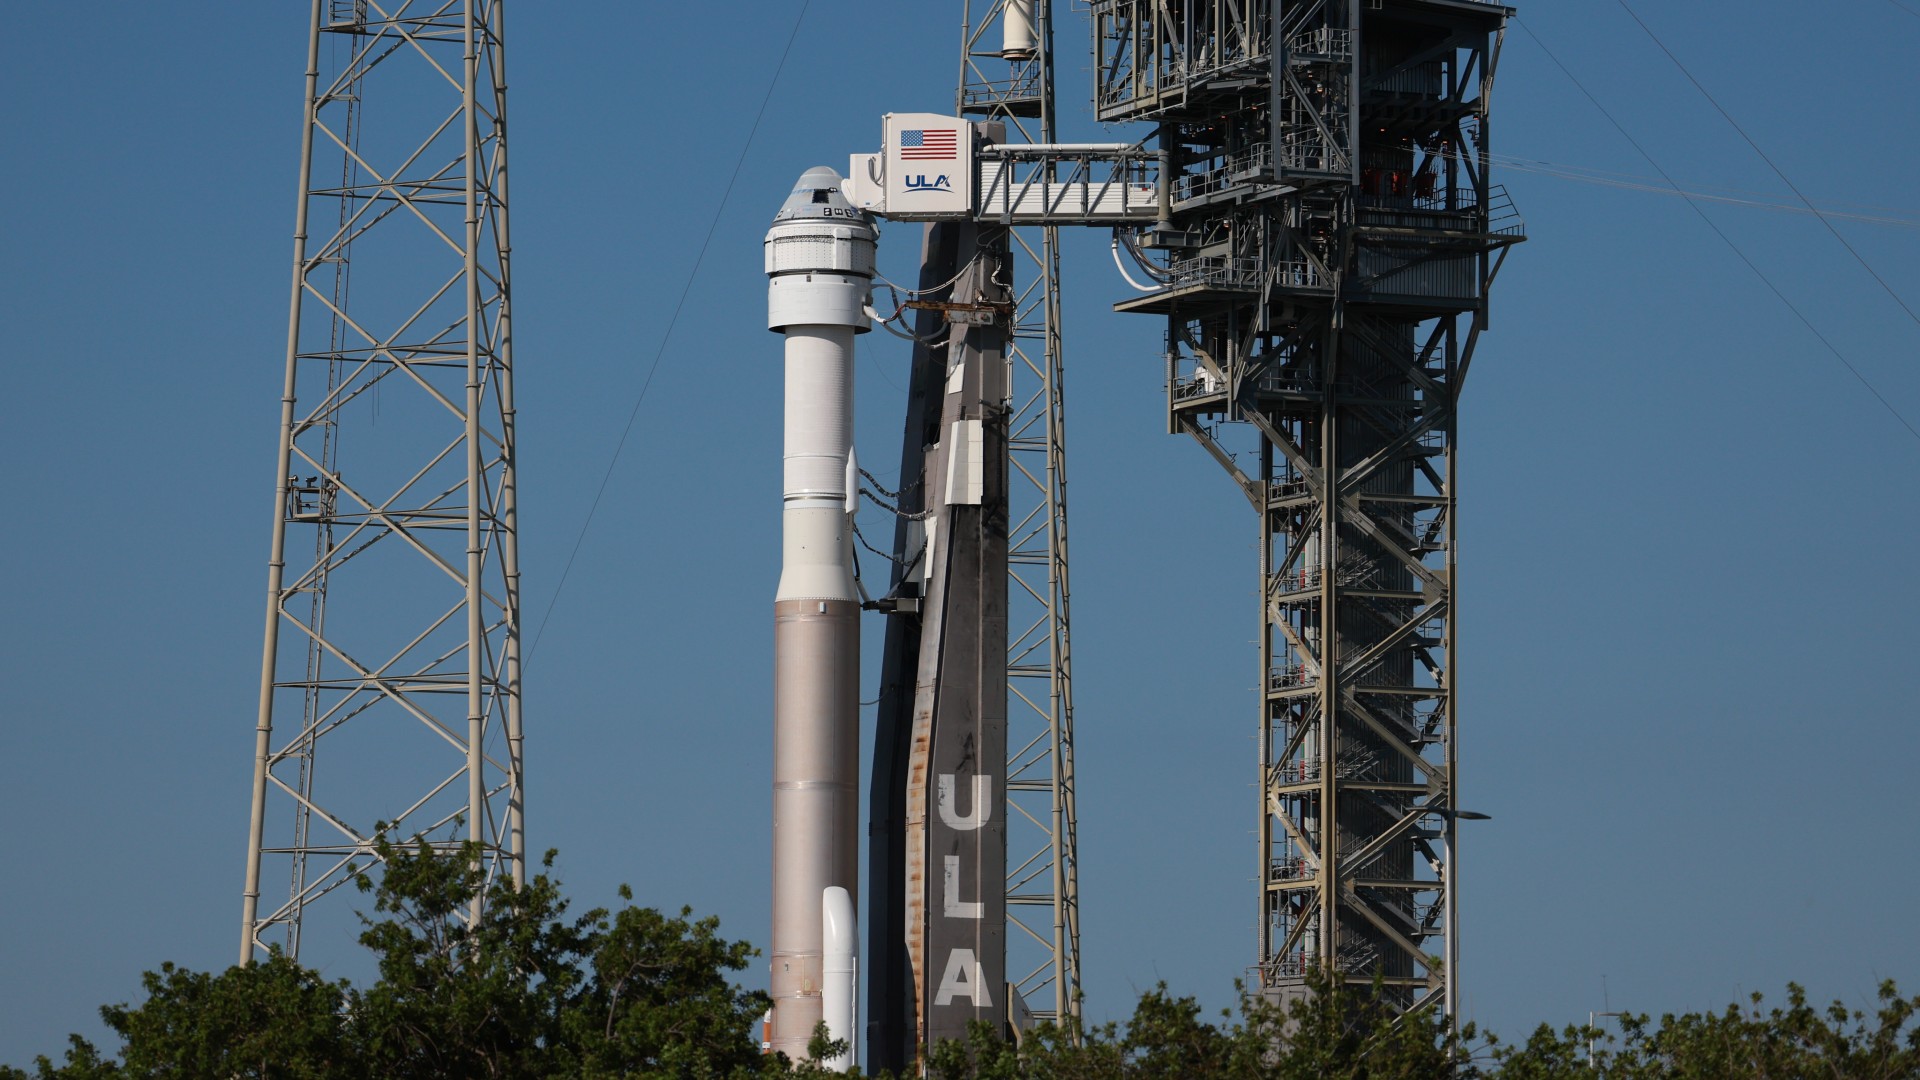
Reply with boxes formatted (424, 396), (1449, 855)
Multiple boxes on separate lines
(1095, 0), (1524, 1015)
(847, 0), (1522, 1050)
(848, 0), (1527, 1033)
(955, 0), (1085, 1035)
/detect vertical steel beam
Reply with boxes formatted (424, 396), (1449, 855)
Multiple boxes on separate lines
(242, 0), (327, 964)
(463, 0), (487, 932)
(493, 0), (524, 888)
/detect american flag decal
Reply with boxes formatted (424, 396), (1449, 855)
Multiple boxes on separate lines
(900, 128), (958, 161)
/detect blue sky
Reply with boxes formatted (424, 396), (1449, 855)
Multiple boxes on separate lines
(4, 0), (1918, 1064)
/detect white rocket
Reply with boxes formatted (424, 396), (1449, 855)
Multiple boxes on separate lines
(765, 166), (875, 1067)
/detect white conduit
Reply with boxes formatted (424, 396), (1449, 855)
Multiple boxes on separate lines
(1111, 231), (1162, 292)
(864, 303), (944, 344)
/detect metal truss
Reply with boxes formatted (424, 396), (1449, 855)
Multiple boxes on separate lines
(977, 142), (1162, 225)
(240, 0), (521, 963)
(1100, 0), (1518, 1021)
(1093, 0), (1277, 123)
(959, 0), (1082, 1027)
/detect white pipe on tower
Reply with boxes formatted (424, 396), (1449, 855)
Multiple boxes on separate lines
(764, 166), (877, 1064)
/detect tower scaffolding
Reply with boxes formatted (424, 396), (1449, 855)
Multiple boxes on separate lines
(957, 0), (1083, 1027)
(240, 0), (521, 962)
(1094, 0), (1522, 1019)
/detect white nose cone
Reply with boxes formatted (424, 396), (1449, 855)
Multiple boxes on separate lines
(772, 166), (880, 233)
(766, 167), (878, 334)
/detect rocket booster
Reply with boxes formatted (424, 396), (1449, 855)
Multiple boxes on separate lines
(765, 167), (876, 1065)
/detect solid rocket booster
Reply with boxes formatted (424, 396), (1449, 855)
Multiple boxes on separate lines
(765, 166), (876, 1064)
(822, 885), (857, 1071)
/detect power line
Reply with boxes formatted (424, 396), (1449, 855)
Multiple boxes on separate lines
(526, 0), (814, 665)
(1613, 0), (1920, 335)
(1888, 0), (1920, 21)
(1515, 18), (1920, 448)
(1474, 151), (1920, 230)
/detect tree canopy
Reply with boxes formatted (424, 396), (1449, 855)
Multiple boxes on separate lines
(9, 847), (1917, 1078)
(8, 840), (787, 1080)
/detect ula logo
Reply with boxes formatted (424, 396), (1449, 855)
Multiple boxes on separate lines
(905, 174), (952, 192)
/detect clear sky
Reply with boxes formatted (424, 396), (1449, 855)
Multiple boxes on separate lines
(4, 0), (1918, 1065)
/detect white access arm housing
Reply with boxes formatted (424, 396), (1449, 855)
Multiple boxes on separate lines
(848, 113), (1164, 224)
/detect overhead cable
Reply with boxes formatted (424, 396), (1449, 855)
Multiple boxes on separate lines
(859, 466), (909, 500)
(852, 517), (925, 573)
(1613, 0), (1920, 334)
(860, 487), (932, 520)
(1517, 18), (1920, 448)
(1450, 150), (1920, 231)
(874, 248), (983, 298)
(526, 0), (814, 664)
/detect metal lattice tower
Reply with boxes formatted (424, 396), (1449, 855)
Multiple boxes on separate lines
(958, 0), (1083, 1026)
(1095, 0), (1520, 1018)
(240, 0), (521, 963)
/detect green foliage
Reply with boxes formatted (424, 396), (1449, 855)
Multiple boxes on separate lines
(788, 1022), (855, 1079)
(561, 891), (776, 1077)
(918, 969), (1476, 1080)
(1488, 980), (1920, 1079)
(914, 969), (1920, 1079)
(11, 839), (781, 1079)
(12, 849), (1919, 1078)
(4, 954), (348, 1079)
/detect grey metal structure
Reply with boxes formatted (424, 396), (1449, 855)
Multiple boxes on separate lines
(957, 0), (1083, 1029)
(904, 219), (1014, 1052)
(865, 207), (1016, 1073)
(1093, 0), (1521, 1018)
(240, 0), (521, 963)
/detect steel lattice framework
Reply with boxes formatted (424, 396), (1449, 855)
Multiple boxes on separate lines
(240, 0), (521, 963)
(1095, 0), (1520, 1019)
(958, 0), (1083, 1026)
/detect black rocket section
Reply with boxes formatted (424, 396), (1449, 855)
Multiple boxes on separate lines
(867, 221), (961, 1076)
(912, 221), (1011, 1053)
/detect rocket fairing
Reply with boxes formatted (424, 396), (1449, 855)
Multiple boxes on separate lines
(765, 166), (877, 1066)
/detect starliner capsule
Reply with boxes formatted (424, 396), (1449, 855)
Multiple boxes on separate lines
(765, 166), (876, 1066)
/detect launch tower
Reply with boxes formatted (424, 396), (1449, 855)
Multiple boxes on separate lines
(240, 0), (521, 961)
(956, 0), (1084, 1032)
(1095, 0), (1522, 1015)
